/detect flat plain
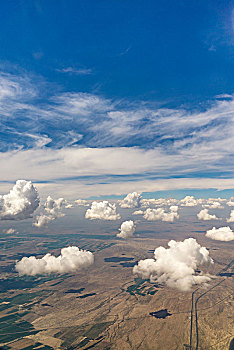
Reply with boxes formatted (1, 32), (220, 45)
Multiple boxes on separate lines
(0, 214), (233, 350)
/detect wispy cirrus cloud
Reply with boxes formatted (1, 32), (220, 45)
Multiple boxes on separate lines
(1, 70), (234, 198)
(56, 67), (93, 75)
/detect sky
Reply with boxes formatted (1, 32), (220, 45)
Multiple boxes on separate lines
(0, 0), (234, 199)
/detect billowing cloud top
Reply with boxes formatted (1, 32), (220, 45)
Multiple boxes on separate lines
(180, 196), (198, 207)
(44, 196), (66, 214)
(117, 220), (136, 239)
(33, 195), (68, 227)
(15, 246), (94, 275)
(0, 180), (39, 220)
(197, 209), (218, 221)
(227, 210), (234, 223)
(85, 201), (120, 220)
(143, 205), (179, 222)
(206, 226), (234, 241)
(119, 192), (142, 208)
(133, 238), (213, 291)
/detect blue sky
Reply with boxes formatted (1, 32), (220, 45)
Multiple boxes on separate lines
(0, 0), (234, 199)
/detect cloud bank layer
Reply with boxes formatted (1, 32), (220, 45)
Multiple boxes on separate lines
(133, 238), (213, 291)
(0, 180), (39, 220)
(85, 201), (120, 220)
(1, 71), (234, 198)
(15, 246), (94, 275)
(206, 226), (234, 241)
(117, 220), (136, 238)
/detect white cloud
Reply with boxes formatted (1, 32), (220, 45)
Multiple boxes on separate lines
(75, 199), (89, 206)
(205, 226), (234, 241)
(141, 198), (178, 208)
(119, 192), (142, 208)
(227, 199), (234, 206)
(44, 196), (66, 214)
(117, 220), (136, 239)
(0, 180), (39, 220)
(3, 228), (18, 234)
(15, 246), (94, 276)
(1, 72), (234, 199)
(85, 201), (120, 220)
(33, 196), (67, 227)
(33, 214), (55, 228)
(180, 196), (198, 207)
(132, 210), (144, 215)
(57, 67), (92, 75)
(227, 210), (234, 222)
(203, 198), (225, 209)
(133, 238), (213, 291)
(2, 177), (234, 201)
(197, 209), (218, 221)
(143, 205), (179, 222)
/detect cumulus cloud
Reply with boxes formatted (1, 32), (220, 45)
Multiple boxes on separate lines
(197, 209), (218, 221)
(227, 210), (234, 222)
(33, 196), (67, 227)
(75, 199), (89, 206)
(180, 196), (198, 207)
(119, 192), (142, 208)
(85, 201), (120, 220)
(117, 220), (136, 238)
(3, 228), (18, 234)
(141, 198), (178, 208)
(33, 214), (55, 227)
(203, 198), (224, 209)
(133, 238), (213, 291)
(227, 198), (234, 206)
(132, 210), (144, 215)
(0, 180), (39, 220)
(15, 246), (94, 276)
(1, 72), (234, 201)
(143, 205), (179, 222)
(206, 226), (234, 241)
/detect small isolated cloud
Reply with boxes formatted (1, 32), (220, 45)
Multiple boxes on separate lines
(206, 226), (234, 241)
(180, 196), (198, 207)
(15, 246), (94, 276)
(197, 209), (218, 221)
(3, 228), (18, 234)
(75, 199), (89, 207)
(119, 192), (142, 208)
(0, 180), (39, 220)
(85, 201), (120, 220)
(117, 220), (136, 239)
(132, 210), (144, 215)
(57, 67), (92, 75)
(227, 198), (234, 206)
(227, 210), (234, 222)
(133, 238), (213, 291)
(143, 206), (179, 222)
(33, 196), (68, 227)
